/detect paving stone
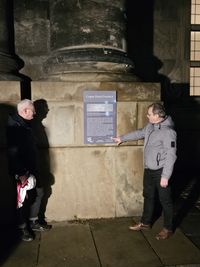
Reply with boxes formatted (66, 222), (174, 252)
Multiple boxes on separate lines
(90, 218), (162, 267)
(1, 233), (40, 267)
(37, 223), (100, 267)
(142, 218), (200, 266)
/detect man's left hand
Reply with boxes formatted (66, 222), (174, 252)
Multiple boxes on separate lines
(160, 177), (168, 188)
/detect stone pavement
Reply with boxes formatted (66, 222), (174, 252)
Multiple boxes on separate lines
(0, 216), (200, 267)
(179, 206), (200, 252)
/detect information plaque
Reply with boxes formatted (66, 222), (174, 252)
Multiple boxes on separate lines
(84, 91), (116, 144)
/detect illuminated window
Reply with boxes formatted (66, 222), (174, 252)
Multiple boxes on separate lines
(190, 0), (200, 95)
(191, 32), (200, 60)
(191, 0), (200, 24)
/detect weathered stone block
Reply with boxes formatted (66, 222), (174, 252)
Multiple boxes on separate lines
(32, 81), (160, 102)
(0, 81), (21, 101)
(47, 147), (116, 220)
(115, 146), (143, 217)
(117, 102), (137, 137)
(41, 102), (76, 146)
(46, 146), (143, 221)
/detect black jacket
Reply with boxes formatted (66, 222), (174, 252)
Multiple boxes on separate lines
(7, 113), (38, 177)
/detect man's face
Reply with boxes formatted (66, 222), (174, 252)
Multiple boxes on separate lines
(22, 104), (36, 120)
(147, 107), (160, 124)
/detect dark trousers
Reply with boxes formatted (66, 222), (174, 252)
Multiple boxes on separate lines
(141, 168), (173, 230)
(29, 187), (44, 221)
(17, 187), (44, 227)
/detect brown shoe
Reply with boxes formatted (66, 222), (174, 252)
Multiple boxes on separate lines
(155, 228), (173, 240)
(129, 222), (151, 231)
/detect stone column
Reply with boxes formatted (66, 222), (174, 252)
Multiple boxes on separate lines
(45, 0), (138, 81)
(0, 0), (23, 80)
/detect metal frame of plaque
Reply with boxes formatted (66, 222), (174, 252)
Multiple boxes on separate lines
(84, 91), (116, 144)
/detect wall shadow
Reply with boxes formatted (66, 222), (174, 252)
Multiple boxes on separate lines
(32, 99), (55, 223)
(0, 103), (21, 264)
(125, 0), (200, 228)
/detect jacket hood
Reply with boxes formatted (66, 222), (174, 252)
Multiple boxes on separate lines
(153, 115), (174, 130)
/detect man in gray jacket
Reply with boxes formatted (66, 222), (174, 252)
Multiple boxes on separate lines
(112, 102), (177, 240)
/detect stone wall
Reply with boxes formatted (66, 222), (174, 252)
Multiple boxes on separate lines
(0, 81), (161, 223)
(31, 81), (160, 221)
(0, 81), (160, 222)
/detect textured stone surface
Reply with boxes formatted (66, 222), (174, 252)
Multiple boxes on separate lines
(32, 82), (160, 147)
(0, 82), (20, 101)
(32, 81), (160, 102)
(10, 0), (190, 83)
(31, 81), (159, 221)
(114, 146), (143, 217)
(49, 0), (126, 51)
(46, 146), (143, 220)
(38, 224), (100, 267)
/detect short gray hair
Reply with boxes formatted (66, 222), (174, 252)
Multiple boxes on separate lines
(148, 102), (166, 118)
(17, 99), (33, 112)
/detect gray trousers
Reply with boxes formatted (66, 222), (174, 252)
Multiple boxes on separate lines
(29, 187), (44, 221)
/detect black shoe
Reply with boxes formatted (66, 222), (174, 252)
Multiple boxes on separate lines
(39, 223), (52, 230)
(38, 219), (52, 230)
(20, 228), (33, 242)
(30, 221), (51, 232)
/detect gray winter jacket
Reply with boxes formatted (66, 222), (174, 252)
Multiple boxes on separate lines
(120, 116), (177, 180)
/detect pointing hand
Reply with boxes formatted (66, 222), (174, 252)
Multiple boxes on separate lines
(112, 137), (122, 145)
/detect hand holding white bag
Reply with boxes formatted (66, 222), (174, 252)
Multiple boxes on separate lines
(17, 174), (36, 208)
